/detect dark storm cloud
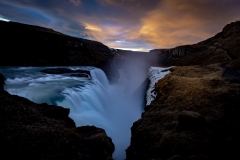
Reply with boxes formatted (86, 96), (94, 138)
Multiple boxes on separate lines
(0, 0), (239, 50)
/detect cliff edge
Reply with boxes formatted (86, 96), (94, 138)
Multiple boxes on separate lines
(127, 21), (240, 159)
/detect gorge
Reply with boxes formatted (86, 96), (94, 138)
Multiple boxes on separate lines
(0, 52), (160, 160)
(1, 20), (240, 160)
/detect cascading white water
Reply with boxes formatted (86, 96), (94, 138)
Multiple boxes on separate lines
(0, 66), (147, 160)
(56, 68), (144, 159)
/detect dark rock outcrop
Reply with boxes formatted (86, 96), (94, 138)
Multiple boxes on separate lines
(76, 126), (115, 159)
(0, 73), (114, 160)
(41, 68), (91, 78)
(220, 63), (240, 82)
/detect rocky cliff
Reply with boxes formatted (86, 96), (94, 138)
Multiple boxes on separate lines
(0, 20), (114, 70)
(126, 21), (240, 159)
(151, 21), (240, 71)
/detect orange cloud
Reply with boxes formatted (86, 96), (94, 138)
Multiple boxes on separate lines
(138, 0), (240, 48)
(84, 23), (102, 32)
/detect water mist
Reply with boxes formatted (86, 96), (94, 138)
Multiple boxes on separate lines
(57, 54), (155, 159)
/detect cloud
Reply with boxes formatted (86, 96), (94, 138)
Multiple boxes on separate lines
(138, 0), (240, 48)
(0, 0), (240, 51)
(69, 0), (81, 6)
(84, 23), (102, 32)
(0, 16), (10, 22)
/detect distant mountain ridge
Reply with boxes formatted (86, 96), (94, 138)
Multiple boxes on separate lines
(1, 20), (239, 71)
(151, 21), (240, 71)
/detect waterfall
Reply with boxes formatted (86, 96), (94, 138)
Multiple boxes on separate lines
(56, 67), (145, 160)
(1, 65), (150, 160)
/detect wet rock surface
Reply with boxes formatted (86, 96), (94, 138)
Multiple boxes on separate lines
(41, 68), (91, 78)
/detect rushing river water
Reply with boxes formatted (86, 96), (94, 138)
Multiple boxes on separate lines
(0, 66), (147, 160)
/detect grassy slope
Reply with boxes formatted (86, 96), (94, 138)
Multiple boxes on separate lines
(127, 64), (240, 159)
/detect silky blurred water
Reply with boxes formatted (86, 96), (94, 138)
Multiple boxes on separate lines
(0, 66), (146, 160)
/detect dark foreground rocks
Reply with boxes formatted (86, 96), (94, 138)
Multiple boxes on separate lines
(0, 74), (114, 160)
(126, 64), (240, 160)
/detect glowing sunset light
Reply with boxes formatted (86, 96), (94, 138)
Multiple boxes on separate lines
(85, 24), (102, 32)
(0, 0), (239, 51)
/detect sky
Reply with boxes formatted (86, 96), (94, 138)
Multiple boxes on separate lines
(0, 0), (240, 51)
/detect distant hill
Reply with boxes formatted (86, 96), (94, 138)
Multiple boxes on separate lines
(0, 20), (114, 69)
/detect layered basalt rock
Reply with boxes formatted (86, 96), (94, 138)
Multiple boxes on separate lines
(0, 73), (114, 160)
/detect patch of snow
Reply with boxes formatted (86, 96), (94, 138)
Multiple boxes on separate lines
(146, 66), (173, 106)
